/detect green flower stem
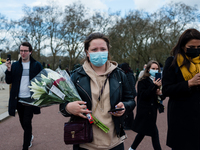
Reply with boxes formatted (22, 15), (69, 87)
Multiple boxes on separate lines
(92, 114), (109, 133)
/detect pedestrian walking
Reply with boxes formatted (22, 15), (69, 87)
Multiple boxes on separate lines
(135, 68), (140, 81)
(162, 28), (200, 150)
(60, 32), (136, 150)
(118, 62), (136, 130)
(129, 60), (162, 150)
(5, 42), (43, 150)
(138, 64), (147, 79)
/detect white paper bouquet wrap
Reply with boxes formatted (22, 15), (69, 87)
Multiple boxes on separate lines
(19, 68), (109, 133)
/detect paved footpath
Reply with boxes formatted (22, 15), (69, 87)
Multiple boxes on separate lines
(0, 83), (10, 121)
(0, 83), (170, 150)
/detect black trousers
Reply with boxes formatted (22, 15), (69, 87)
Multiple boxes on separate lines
(131, 127), (161, 150)
(17, 102), (33, 150)
(74, 142), (124, 150)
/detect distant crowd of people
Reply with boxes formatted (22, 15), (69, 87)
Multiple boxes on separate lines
(4, 28), (200, 150)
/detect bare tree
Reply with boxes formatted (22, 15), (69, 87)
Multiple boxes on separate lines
(20, 6), (48, 60)
(109, 2), (200, 70)
(8, 5), (48, 62)
(0, 13), (11, 47)
(44, 4), (65, 70)
(150, 2), (200, 64)
(3, 1), (200, 71)
(109, 10), (152, 70)
(61, 3), (91, 70)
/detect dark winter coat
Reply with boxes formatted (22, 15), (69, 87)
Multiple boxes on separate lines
(125, 71), (137, 97)
(60, 66), (136, 137)
(5, 56), (43, 116)
(122, 71), (136, 129)
(162, 57), (200, 150)
(133, 77), (159, 136)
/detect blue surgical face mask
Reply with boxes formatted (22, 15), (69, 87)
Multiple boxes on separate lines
(149, 69), (158, 77)
(89, 51), (108, 67)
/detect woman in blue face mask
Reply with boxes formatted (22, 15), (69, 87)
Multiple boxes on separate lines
(129, 60), (163, 150)
(60, 32), (136, 150)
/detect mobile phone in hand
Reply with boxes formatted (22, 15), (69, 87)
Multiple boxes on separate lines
(155, 72), (161, 80)
(108, 108), (124, 113)
(7, 54), (11, 61)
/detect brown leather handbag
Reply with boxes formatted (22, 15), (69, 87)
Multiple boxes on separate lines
(64, 118), (93, 145)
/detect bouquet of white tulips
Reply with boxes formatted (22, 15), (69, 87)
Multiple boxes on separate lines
(19, 68), (109, 133)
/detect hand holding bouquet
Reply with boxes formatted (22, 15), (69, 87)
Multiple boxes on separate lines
(19, 68), (109, 133)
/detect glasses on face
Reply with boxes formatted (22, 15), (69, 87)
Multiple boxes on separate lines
(20, 50), (29, 53)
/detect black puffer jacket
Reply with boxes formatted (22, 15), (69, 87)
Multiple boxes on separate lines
(60, 66), (136, 137)
(5, 56), (43, 116)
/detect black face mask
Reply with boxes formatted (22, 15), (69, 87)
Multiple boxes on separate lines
(185, 48), (200, 58)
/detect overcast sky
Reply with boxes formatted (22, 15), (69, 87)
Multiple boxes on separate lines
(0, 0), (199, 20)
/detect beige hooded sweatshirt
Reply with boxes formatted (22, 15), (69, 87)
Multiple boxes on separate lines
(79, 60), (126, 150)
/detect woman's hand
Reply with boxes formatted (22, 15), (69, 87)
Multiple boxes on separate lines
(66, 101), (91, 119)
(109, 102), (125, 117)
(156, 89), (162, 95)
(153, 78), (162, 87)
(188, 73), (200, 87)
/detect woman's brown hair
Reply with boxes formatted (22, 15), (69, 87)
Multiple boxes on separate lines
(170, 28), (200, 70)
(84, 32), (110, 62)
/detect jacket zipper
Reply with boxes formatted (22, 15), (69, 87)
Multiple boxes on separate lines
(114, 73), (122, 101)
(76, 82), (92, 102)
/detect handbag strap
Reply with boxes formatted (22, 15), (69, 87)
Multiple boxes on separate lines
(93, 74), (110, 113)
(98, 74), (110, 101)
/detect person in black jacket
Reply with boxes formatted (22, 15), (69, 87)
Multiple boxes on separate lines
(5, 42), (43, 150)
(118, 63), (136, 130)
(60, 32), (136, 150)
(162, 28), (200, 150)
(129, 60), (162, 150)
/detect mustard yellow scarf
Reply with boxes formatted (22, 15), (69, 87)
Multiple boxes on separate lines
(177, 54), (200, 81)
